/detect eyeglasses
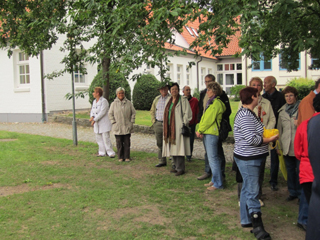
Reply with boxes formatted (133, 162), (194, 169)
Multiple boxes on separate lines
(285, 94), (295, 98)
(205, 81), (213, 83)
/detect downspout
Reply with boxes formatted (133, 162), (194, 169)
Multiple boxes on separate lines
(245, 56), (248, 86)
(305, 50), (307, 78)
(40, 50), (47, 123)
(196, 56), (203, 90)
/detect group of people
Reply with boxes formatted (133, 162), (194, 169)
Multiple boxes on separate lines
(89, 75), (320, 240)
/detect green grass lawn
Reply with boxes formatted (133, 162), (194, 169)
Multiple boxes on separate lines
(0, 131), (305, 239)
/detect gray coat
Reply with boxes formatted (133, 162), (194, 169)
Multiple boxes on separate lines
(108, 97), (136, 135)
(162, 96), (192, 157)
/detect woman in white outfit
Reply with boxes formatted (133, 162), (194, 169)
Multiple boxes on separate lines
(90, 87), (115, 158)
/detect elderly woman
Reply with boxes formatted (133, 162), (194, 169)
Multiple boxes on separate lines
(108, 87), (136, 162)
(162, 82), (192, 176)
(237, 77), (276, 206)
(196, 82), (226, 191)
(277, 86), (301, 201)
(90, 87), (115, 158)
(234, 87), (278, 240)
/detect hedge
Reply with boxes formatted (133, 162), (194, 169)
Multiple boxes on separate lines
(286, 77), (315, 100)
(88, 69), (131, 104)
(132, 74), (160, 110)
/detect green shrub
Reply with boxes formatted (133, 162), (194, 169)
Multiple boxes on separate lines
(88, 68), (131, 104)
(193, 88), (200, 100)
(132, 74), (160, 110)
(230, 85), (246, 101)
(286, 77), (315, 100)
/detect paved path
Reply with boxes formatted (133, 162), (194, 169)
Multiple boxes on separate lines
(0, 122), (235, 162)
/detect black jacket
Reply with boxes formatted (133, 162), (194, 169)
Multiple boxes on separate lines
(197, 88), (232, 125)
(262, 89), (286, 128)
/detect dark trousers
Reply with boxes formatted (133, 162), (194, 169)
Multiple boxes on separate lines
(205, 139), (226, 178)
(187, 124), (196, 159)
(115, 134), (131, 160)
(173, 156), (185, 172)
(302, 182), (313, 204)
(284, 155), (301, 197)
(269, 148), (279, 187)
(153, 121), (166, 164)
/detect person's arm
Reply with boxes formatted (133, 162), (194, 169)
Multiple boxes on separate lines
(265, 102), (276, 129)
(108, 102), (116, 124)
(239, 115), (264, 146)
(130, 102), (136, 123)
(294, 124), (303, 161)
(150, 97), (157, 124)
(221, 92), (231, 118)
(198, 102), (220, 133)
(197, 91), (205, 122)
(93, 99), (108, 122)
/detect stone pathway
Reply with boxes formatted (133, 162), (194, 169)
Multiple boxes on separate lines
(0, 122), (235, 163)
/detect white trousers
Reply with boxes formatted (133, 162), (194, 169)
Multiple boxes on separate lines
(96, 132), (115, 156)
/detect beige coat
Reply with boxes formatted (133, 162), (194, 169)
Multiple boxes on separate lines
(162, 96), (192, 157)
(238, 96), (276, 129)
(277, 104), (298, 156)
(108, 97), (136, 135)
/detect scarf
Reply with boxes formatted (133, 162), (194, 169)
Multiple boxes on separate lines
(285, 100), (300, 117)
(163, 96), (180, 144)
(205, 95), (216, 110)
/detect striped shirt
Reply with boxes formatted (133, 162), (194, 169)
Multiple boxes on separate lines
(156, 94), (169, 121)
(233, 107), (269, 160)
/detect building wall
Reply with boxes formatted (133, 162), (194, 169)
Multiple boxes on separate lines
(244, 52), (320, 89)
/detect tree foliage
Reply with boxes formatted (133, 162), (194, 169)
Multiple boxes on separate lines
(191, 0), (320, 71)
(88, 68), (131, 105)
(286, 77), (315, 100)
(230, 85), (246, 101)
(0, 0), (200, 101)
(132, 74), (160, 110)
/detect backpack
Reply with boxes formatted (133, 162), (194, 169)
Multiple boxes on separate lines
(214, 100), (232, 142)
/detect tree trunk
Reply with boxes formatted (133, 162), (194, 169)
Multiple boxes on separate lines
(102, 56), (111, 101)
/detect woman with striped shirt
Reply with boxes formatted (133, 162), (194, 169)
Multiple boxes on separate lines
(234, 87), (278, 240)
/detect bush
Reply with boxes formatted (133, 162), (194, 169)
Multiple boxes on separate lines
(132, 74), (160, 110)
(286, 77), (315, 100)
(193, 88), (200, 100)
(230, 85), (246, 101)
(88, 68), (131, 104)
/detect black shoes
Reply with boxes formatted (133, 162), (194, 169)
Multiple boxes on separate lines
(286, 195), (298, 201)
(155, 163), (167, 167)
(297, 222), (307, 231)
(175, 171), (185, 176)
(270, 185), (279, 191)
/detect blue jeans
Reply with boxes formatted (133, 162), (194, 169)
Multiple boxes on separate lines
(284, 155), (301, 197)
(235, 156), (265, 225)
(204, 138), (226, 178)
(298, 189), (309, 225)
(203, 134), (223, 189)
(269, 148), (279, 187)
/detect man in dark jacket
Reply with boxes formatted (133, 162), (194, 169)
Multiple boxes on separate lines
(262, 76), (286, 191)
(197, 74), (231, 180)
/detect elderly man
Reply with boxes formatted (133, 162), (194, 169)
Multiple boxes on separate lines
(150, 83), (170, 167)
(183, 85), (199, 162)
(262, 76), (286, 191)
(297, 78), (320, 126)
(197, 74), (231, 180)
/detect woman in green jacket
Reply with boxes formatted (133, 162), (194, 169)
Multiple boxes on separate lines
(196, 82), (226, 191)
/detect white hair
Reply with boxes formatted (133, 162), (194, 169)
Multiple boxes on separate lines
(182, 85), (190, 91)
(116, 87), (125, 94)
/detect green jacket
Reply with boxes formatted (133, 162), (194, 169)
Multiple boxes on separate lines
(198, 97), (226, 136)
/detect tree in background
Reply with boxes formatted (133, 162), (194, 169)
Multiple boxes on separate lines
(0, 0), (199, 101)
(286, 77), (315, 100)
(190, 1), (320, 71)
(230, 85), (246, 101)
(132, 74), (160, 110)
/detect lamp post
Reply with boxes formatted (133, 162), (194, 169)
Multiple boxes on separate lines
(71, 63), (78, 146)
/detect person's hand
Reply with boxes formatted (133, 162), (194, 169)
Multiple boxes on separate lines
(91, 121), (95, 126)
(196, 132), (201, 138)
(276, 149), (281, 156)
(199, 134), (203, 139)
(269, 134), (279, 142)
(293, 116), (298, 127)
(89, 117), (94, 122)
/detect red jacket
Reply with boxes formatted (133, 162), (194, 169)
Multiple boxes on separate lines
(294, 112), (320, 184)
(188, 97), (199, 125)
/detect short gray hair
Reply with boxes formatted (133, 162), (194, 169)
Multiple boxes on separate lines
(116, 87), (125, 94)
(182, 85), (190, 91)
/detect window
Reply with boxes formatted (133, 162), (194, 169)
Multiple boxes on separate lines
(177, 65), (182, 84)
(201, 67), (206, 85)
(311, 58), (320, 70)
(145, 64), (154, 74)
(73, 64), (85, 84)
(217, 74), (223, 85)
(185, 26), (194, 37)
(166, 64), (173, 80)
(217, 64), (223, 71)
(236, 63), (242, 70)
(225, 64), (234, 71)
(279, 53), (301, 70)
(191, 28), (198, 37)
(237, 73), (242, 84)
(252, 55), (272, 71)
(186, 67), (191, 85)
(18, 52), (30, 84)
(208, 68), (213, 74)
(226, 74), (234, 85)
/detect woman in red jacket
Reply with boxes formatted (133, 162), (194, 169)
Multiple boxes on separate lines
(294, 94), (320, 203)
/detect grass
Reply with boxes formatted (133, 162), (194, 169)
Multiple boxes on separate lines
(68, 100), (239, 130)
(0, 131), (305, 239)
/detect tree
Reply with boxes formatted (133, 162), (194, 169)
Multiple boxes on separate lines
(190, 1), (320, 71)
(0, 0), (199, 101)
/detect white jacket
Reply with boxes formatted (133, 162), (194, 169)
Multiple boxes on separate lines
(90, 97), (112, 134)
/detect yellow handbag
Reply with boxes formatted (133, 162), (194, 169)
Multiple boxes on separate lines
(263, 128), (279, 149)
(278, 147), (288, 181)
